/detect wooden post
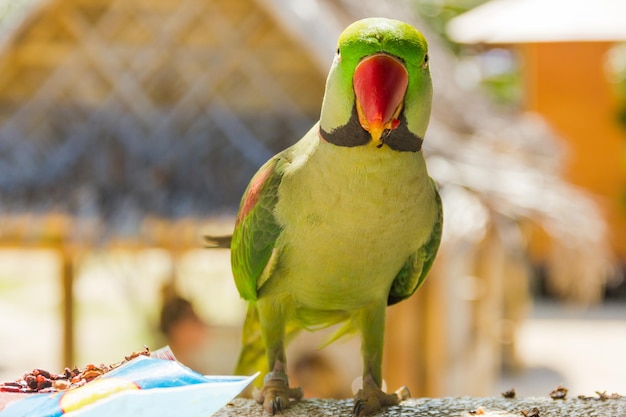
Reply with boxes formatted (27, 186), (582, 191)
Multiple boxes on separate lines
(60, 247), (75, 367)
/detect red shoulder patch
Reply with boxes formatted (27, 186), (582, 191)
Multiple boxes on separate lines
(237, 163), (274, 223)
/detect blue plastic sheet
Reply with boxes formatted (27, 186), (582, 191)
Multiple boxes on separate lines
(0, 356), (257, 417)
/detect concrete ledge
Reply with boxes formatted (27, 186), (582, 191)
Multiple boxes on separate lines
(215, 396), (626, 417)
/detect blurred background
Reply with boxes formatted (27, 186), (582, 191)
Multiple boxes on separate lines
(0, 0), (624, 399)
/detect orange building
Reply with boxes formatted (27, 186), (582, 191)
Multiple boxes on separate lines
(523, 41), (626, 256)
(448, 0), (626, 258)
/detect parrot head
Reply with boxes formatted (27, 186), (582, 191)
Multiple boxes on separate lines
(319, 18), (432, 152)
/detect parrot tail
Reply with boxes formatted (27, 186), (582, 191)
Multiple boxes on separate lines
(235, 302), (268, 383)
(203, 234), (232, 248)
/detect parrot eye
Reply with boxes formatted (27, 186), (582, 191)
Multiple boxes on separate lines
(422, 54), (429, 68)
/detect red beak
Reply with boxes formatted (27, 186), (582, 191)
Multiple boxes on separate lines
(353, 53), (408, 145)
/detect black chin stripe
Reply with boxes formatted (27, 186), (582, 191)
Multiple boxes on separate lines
(319, 106), (423, 152)
(320, 107), (370, 147)
(385, 117), (424, 152)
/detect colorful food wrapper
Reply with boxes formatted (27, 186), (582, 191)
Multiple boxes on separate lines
(0, 356), (257, 417)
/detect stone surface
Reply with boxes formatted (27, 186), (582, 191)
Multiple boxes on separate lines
(1, 393), (624, 416)
(215, 396), (626, 417)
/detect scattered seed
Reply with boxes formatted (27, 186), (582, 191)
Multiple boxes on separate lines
(521, 407), (540, 417)
(549, 385), (568, 400)
(502, 388), (516, 399)
(0, 347), (152, 393)
(596, 391), (610, 401)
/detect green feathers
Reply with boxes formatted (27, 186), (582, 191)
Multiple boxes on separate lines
(231, 129), (318, 301)
(388, 178), (443, 305)
(231, 157), (283, 301)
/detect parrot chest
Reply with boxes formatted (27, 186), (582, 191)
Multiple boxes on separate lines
(271, 142), (437, 311)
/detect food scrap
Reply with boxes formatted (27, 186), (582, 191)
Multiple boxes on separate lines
(501, 388), (516, 399)
(578, 391), (623, 401)
(595, 391), (622, 401)
(520, 407), (540, 417)
(0, 346), (152, 394)
(469, 406), (485, 415)
(549, 384), (568, 400)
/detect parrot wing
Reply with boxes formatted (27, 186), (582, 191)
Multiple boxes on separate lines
(231, 155), (287, 301)
(230, 154), (292, 379)
(388, 179), (443, 305)
(231, 131), (318, 378)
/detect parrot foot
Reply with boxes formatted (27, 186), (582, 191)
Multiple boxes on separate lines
(352, 384), (410, 417)
(253, 371), (303, 415)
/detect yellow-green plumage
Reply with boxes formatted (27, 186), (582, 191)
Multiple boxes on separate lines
(230, 17), (442, 416)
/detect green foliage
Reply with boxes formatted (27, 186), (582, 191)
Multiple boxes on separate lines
(0, 0), (35, 30)
(478, 53), (524, 107)
(606, 43), (626, 208)
(415, 0), (489, 52)
(607, 43), (626, 131)
(415, 0), (523, 107)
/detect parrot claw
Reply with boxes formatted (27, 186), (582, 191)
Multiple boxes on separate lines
(253, 372), (303, 415)
(395, 385), (411, 401)
(352, 385), (410, 417)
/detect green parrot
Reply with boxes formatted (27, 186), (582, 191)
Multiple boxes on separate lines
(230, 17), (442, 416)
